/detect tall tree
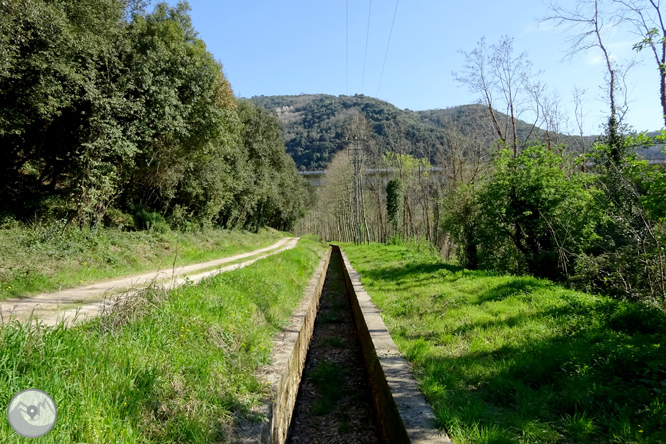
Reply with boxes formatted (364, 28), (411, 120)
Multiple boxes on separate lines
(386, 178), (404, 238)
(613, 0), (666, 128)
(453, 36), (537, 156)
(544, 0), (627, 161)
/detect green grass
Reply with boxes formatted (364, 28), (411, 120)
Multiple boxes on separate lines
(0, 236), (327, 443)
(310, 362), (346, 415)
(342, 242), (666, 444)
(321, 337), (344, 348)
(0, 224), (285, 299)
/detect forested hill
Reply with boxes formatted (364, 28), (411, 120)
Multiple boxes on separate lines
(249, 94), (568, 171)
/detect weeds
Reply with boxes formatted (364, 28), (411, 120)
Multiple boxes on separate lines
(310, 362), (345, 415)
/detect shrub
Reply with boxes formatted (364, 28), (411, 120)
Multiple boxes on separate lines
(103, 208), (135, 230)
(476, 145), (602, 280)
(133, 207), (169, 233)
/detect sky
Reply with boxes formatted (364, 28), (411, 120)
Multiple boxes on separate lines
(152, 0), (663, 135)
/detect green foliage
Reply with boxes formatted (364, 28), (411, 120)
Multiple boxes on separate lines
(133, 206), (168, 232)
(0, 0), (138, 223)
(570, 132), (666, 302)
(441, 130), (666, 303)
(441, 184), (481, 269)
(232, 100), (310, 231)
(476, 145), (601, 279)
(102, 208), (135, 230)
(122, 2), (245, 225)
(0, 1), (308, 232)
(386, 178), (404, 233)
(343, 242), (666, 444)
(625, 131), (666, 220)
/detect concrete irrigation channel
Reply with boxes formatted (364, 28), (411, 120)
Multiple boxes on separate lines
(243, 245), (450, 444)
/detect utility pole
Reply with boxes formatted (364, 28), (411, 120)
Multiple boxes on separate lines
(345, 113), (370, 245)
(349, 135), (365, 244)
(348, 134), (367, 244)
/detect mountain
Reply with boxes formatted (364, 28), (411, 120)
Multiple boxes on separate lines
(248, 94), (591, 171)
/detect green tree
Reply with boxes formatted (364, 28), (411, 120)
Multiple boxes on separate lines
(233, 100), (309, 231)
(0, 0), (310, 233)
(477, 145), (601, 279)
(441, 184), (481, 269)
(0, 0), (140, 223)
(122, 2), (242, 225)
(573, 133), (666, 301)
(386, 178), (404, 238)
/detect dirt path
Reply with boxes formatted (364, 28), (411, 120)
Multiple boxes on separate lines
(288, 249), (381, 444)
(0, 237), (299, 326)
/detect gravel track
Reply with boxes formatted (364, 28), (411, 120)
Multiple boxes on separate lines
(0, 237), (299, 326)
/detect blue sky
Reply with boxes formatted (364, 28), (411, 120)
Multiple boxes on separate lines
(153, 0), (663, 135)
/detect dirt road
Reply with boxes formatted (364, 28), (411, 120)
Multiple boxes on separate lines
(0, 237), (299, 326)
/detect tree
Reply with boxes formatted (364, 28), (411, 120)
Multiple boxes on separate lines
(614, 0), (666, 128)
(544, 0), (628, 161)
(123, 2), (243, 224)
(0, 0), (310, 233)
(386, 178), (404, 238)
(441, 183), (481, 269)
(234, 100), (309, 231)
(477, 145), (601, 278)
(453, 36), (537, 156)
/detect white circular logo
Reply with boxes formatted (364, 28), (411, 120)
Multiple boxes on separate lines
(7, 389), (57, 438)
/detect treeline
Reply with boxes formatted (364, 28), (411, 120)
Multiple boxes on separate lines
(297, 31), (666, 306)
(298, 118), (666, 305)
(250, 94), (596, 171)
(0, 0), (308, 231)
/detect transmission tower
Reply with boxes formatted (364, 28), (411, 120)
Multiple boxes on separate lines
(348, 134), (366, 244)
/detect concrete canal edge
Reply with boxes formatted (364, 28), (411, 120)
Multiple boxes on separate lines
(337, 245), (451, 444)
(237, 244), (449, 443)
(240, 246), (332, 444)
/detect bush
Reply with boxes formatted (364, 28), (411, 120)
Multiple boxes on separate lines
(167, 204), (193, 232)
(133, 207), (169, 233)
(103, 208), (134, 230)
(475, 145), (602, 280)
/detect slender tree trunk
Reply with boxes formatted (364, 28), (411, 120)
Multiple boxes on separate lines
(509, 99), (518, 157)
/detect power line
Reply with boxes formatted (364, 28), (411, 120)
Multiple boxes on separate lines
(377, 0), (399, 98)
(346, 0), (348, 95)
(361, 0), (372, 95)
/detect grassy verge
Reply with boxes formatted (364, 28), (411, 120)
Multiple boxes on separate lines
(342, 242), (666, 444)
(0, 236), (327, 443)
(0, 225), (285, 299)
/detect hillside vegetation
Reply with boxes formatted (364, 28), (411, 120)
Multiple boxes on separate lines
(250, 94), (592, 171)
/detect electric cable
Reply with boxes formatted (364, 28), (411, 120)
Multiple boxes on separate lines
(376, 0), (399, 97)
(346, 0), (349, 95)
(361, 0), (372, 94)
